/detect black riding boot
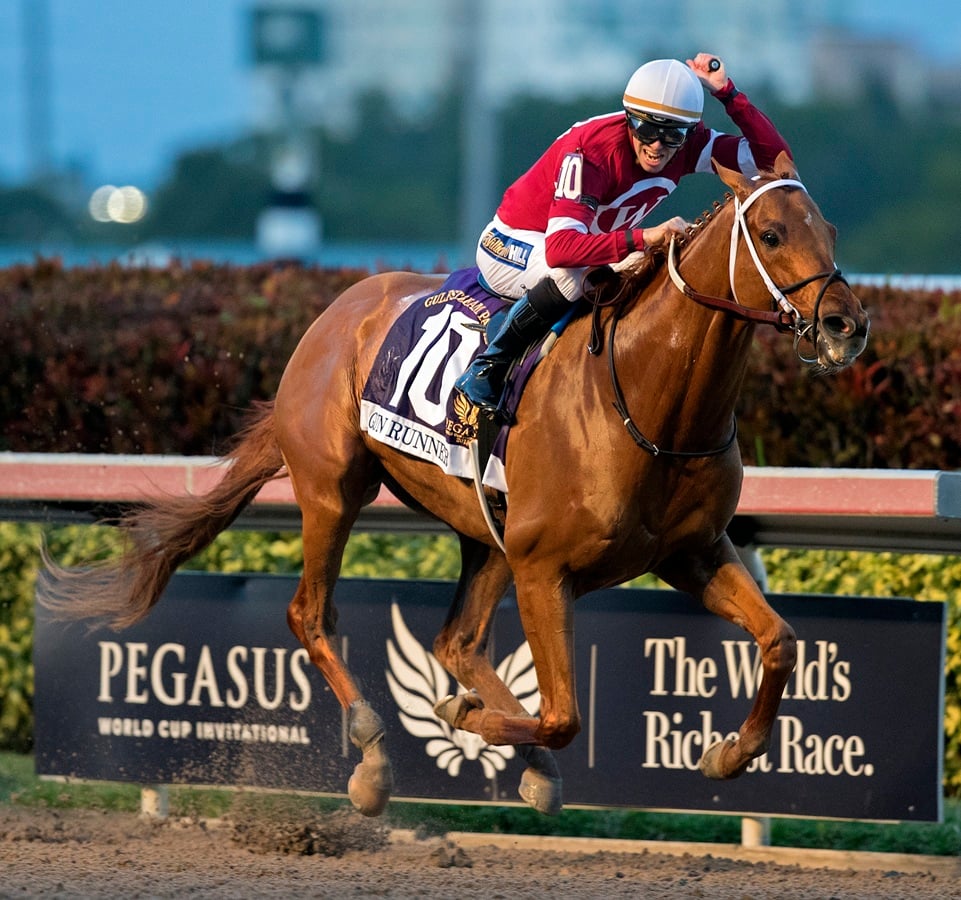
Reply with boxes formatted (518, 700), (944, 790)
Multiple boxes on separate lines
(454, 277), (571, 415)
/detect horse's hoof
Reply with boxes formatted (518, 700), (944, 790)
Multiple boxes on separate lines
(698, 738), (745, 780)
(433, 691), (484, 728)
(347, 761), (393, 817)
(518, 767), (563, 816)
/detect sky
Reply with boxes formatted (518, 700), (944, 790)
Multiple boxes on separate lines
(843, 0), (961, 59)
(0, 0), (958, 191)
(0, 1), (251, 187)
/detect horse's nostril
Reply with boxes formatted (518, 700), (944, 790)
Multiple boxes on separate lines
(822, 314), (855, 338)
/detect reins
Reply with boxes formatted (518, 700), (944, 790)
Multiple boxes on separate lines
(605, 175), (845, 458)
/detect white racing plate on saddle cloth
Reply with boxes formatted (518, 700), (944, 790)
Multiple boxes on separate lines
(360, 267), (544, 494)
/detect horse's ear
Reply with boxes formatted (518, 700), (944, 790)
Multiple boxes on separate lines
(712, 157), (753, 200)
(774, 150), (798, 181)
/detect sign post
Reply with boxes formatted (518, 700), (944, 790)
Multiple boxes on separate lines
(249, 6), (324, 258)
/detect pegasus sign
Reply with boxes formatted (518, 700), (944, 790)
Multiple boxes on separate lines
(34, 574), (945, 821)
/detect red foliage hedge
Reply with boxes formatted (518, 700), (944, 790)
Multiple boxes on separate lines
(1, 259), (959, 469)
(0, 259), (361, 455)
(738, 284), (961, 469)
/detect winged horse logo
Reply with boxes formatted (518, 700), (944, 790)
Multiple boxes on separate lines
(385, 602), (540, 778)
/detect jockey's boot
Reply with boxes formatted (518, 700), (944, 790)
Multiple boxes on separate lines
(454, 276), (571, 415)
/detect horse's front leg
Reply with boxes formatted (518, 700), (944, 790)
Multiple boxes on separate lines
(432, 536), (562, 815)
(656, 535), (797, 779)
(436, 579), (580, 752)
(516, 574), (581, 750)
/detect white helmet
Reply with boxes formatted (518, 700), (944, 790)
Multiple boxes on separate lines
(623, 59), (703, 126)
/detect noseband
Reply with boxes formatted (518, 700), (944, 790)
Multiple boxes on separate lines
(667, 177), (848, 363)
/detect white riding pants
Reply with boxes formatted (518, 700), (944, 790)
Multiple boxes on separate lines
(475, 216), (591, 302)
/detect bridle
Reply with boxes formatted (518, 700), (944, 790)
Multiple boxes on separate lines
(608, 176), (847, 458)
(666, 177), (848, 364)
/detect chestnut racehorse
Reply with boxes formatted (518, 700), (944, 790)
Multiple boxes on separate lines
(40, 153), (869, 817)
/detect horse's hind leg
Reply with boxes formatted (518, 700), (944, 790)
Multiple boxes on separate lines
(656, 534), (797, 779)
(275, 295), (405, 816)
(285, 463), (393, 817)
(287, 571), (391, 817)
(432, 536), (562, 815)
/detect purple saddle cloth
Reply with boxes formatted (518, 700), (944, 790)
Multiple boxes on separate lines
(360, 267), (547, 493)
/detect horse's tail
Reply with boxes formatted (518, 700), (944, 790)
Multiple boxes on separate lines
(38, 401), (284, 630)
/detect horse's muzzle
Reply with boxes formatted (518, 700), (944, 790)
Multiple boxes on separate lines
(817, 308), (869, 370)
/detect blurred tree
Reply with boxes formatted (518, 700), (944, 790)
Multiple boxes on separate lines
(746, 86), (961, 273)
(0, 186), (78, 243)
(104, 85), (960, 274)
(143, 142), (272, 239)
(317, 90), (461, 242)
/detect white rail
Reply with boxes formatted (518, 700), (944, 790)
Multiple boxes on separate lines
(3, 453), (961, 552)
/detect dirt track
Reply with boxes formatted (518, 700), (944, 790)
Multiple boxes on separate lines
(3, 805), (960, 899)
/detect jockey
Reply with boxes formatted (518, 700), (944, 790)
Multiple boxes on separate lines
(454, 52), (793, 415)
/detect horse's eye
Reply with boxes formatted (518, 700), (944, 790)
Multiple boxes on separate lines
(761, 230), (780, 248)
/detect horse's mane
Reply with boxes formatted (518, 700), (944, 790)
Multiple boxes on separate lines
(604, 191), (736, 307)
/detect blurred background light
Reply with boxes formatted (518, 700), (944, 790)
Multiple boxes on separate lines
(107, 185), (147, 224)
(88, 184), (116, 222)
(88, 184), (147, 224)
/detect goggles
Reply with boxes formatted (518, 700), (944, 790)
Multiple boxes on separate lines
(626, 112), (692, 148)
